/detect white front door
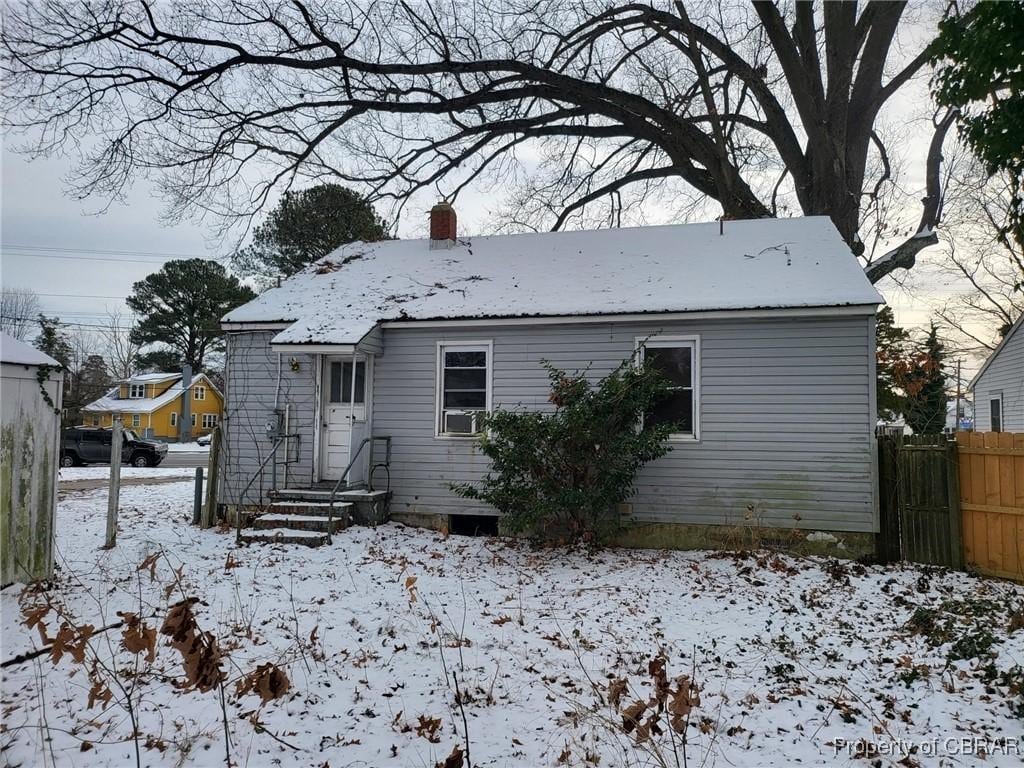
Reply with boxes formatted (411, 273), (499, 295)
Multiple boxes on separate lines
(319, 356), (367, 481)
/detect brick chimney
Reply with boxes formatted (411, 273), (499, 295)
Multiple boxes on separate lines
(429, 200), (457, 249)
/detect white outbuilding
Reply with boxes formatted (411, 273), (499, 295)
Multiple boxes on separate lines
(1, 331), (63, 584)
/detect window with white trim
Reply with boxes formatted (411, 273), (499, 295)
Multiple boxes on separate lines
(637, 336), (699, 438)
(128, 383), (145, 399)
(92, 416), (100, 426)
(202, 414), (218, 429)
(990, 395), (1003, 432)
(170, 412), (178, 428)
(328, 361), (365, 404)
(437, 343), (491, 436)
(191, 413), (197, 427)
(131, 414), (141, 427)
(193, 385), (206, 401)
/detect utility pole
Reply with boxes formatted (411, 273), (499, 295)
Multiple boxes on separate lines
(955, 358), (962, 432)
(104, 417), (123, 548)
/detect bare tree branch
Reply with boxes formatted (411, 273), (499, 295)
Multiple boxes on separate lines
(2, 0), (948, 283)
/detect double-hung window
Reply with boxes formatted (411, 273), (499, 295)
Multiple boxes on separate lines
(131, 414), (141, 428)
(128, 383), (145, 399)
(202, 414), (218, 429)
(170, 412), (178, 428)
(437, 342), (491, 436)
(193, 385), (206, 401)
(637, 336), (699, 439)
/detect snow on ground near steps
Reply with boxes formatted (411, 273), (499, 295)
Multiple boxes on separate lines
(2, 482), (1023, 768)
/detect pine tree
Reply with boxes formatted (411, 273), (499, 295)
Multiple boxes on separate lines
(903, 323), (948, 435)
(875, 307), (912, 422)
(33, 315), (71, 368)
(126, 259), (255, 371)
(232, 184), (389, 283)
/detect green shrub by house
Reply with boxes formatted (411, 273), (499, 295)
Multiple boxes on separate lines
(453, 357), (677, 543)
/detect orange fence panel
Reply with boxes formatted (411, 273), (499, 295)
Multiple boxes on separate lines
(956, 431), (1024, 581)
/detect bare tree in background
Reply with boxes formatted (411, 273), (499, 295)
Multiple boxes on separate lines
(100, 310), (141, 380)
(935, 167), (1024, 358)
(2, 1), (954, 284)
(0, 287), (40, 340)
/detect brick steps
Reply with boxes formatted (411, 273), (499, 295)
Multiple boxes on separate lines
(268, 501), (352, 518)
(239, 489), (390, 548)
(239, 528), (329, 547)
(253, 513), (346, 533)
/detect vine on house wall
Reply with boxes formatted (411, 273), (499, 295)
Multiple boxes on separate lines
(34, 364), (63, 415)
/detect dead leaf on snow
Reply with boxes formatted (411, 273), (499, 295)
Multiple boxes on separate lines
(622, 699), (646, 734)
(435, 744), (464, 768)
(236, 663), (291, 703)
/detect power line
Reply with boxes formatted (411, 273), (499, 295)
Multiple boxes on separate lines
(2, 243), (214, 259)
(35, 292), (130, 300)
(0, 314), (224, 334)
(3, 251), (179, 264)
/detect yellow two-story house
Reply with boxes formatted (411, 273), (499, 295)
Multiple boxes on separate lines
(81, 372), (224, 442)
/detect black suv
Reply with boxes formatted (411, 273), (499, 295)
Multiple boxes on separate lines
(61, 427), (168, 468)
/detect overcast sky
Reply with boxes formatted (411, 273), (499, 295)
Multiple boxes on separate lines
(0, 139), (505, 327)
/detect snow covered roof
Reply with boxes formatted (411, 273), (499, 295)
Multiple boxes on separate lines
(0, 331), (61, 367)
(222, 216), (883, 346)
(82, 374), (215, 414)
(128, 372), (181, 384)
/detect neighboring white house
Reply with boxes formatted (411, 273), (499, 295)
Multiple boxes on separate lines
(969, 313), (1024, 432)
(220, 211), (886, 539)
(1, 332), (63, 584)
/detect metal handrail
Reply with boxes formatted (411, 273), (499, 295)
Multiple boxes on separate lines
(235, 433), (299, 544)
(327, 435), (391, 545)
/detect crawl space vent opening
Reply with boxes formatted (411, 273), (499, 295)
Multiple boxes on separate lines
(450, 514), (499, 537)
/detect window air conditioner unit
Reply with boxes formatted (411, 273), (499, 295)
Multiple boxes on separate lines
(443, 411), (477, 435)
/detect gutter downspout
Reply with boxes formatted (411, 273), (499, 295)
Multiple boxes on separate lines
(349, 350), (358, 483)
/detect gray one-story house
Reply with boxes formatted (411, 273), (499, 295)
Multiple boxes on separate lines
(969, 313), (1023, 432)
(219, 208), (883, 541)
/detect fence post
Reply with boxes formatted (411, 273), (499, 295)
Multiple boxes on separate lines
(945, 438), (964, 570)
(875, 434), (901, 563)
(201, 426), (221, 529)
(104, 417), (123, 549)
(192, 467), (204, 525)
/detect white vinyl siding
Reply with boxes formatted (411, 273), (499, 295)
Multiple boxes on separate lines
(972, 321), (1023, 432)
(219, 315), (877, 532)
(373, 317), (876, 533)
(220, 331), (318, 505)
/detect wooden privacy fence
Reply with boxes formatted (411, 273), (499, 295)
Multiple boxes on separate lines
(878, 432), (1024, 581)
(956, 431), (1024, 581)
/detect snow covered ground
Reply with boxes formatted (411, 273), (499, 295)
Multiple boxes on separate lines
(58, 466), (195, 482)
(2, 479), (1022, 767)
(166, 441), (210, 453)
